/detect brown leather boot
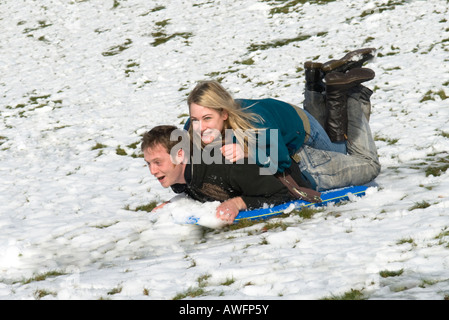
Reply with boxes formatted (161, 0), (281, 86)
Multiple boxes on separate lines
(325, 68), (375, 142)
(322, 48), (376, 74)
(304, 61), (325, 93)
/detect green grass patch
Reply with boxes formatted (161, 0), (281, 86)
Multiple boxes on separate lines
(107, 286), (122, 295)
(435, 227), (449, 240)
(127, 141), (140, 149)
(173, 274), (211, 300)
(408, 201), (431, 211)
(221, 277), (235, 286)
(116, 146), (127, 156)
(125, 201), (158, 212)
(21, 270), (66, 284)
(425, 163), (449, 177)
(396, 237), (416, 246)
(322, 288), (366, 300)
(173, 287), (206, 300)
(102, 38), (133, 56)
(248, 34), (312, 52)
(360, 0), (407, 18)
(420, 89), (448, 102)
(23, 20), (52, 34)
(263, 220), (289, 231)
(140, 5), (165, 16)
(151, 32), (193, 47)
(34, 289), (56, 300)
(125, 60), (140, 76)
(135, 202), (158, 212)
(425, 154), (449, 177)
(434, 227), (449, 247)
(374, 134), (399, 145)
(112, 143), (142, 158)
(91, 142), (107, 150)
(227, 218), (266, 231)
(261, 0), (336, 16)
(379, 269), (404, 278)
(5, 93), (64, 118)
(291, 206), (324, 219)
(0, 136), (7, 147)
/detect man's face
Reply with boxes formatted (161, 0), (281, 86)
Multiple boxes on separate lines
(143, 144), (185, 188)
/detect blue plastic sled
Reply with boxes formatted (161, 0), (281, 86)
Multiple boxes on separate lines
(185, 185), (368, 225)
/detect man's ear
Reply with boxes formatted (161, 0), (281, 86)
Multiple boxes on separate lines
(175, 148), (187, 164)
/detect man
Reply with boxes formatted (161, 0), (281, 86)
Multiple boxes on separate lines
(141, 125), (318, 224)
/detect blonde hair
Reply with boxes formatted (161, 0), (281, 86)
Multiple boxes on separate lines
(187, 80), (264, 152)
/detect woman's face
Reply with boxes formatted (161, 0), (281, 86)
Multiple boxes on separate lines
(189, 103), (228, 144)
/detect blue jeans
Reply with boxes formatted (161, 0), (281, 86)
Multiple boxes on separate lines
(298, 86), (380, 191)
(304, 110), (347, 155)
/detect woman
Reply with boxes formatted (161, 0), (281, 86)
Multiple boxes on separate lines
(184, 52), (380, 191)
(186, 80), (346, 175)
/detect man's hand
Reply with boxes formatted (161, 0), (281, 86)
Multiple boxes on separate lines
(216, 197), (247, 224)
(220, 143), (245, 163)
(151, 201), (169, 212)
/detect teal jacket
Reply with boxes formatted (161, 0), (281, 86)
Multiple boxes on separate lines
(184, 98), (306, 173)
(236, 98), (306, 173)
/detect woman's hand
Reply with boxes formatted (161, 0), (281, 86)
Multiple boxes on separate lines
(220, 143), (245, 163)
(216, 197), (247, 224)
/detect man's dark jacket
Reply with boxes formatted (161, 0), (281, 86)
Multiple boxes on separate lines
(171, 149), (315, 209)
(171, 162), (293, 209)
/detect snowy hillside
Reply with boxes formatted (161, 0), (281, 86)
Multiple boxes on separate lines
(1, 0), (449, 300)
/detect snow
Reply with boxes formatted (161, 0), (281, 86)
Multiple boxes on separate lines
(1, 0), (449, 300)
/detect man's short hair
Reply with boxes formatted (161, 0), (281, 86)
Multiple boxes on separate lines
(141, 125), (189, 155)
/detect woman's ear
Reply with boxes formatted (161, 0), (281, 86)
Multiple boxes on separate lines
(221, 110), (229, 121)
